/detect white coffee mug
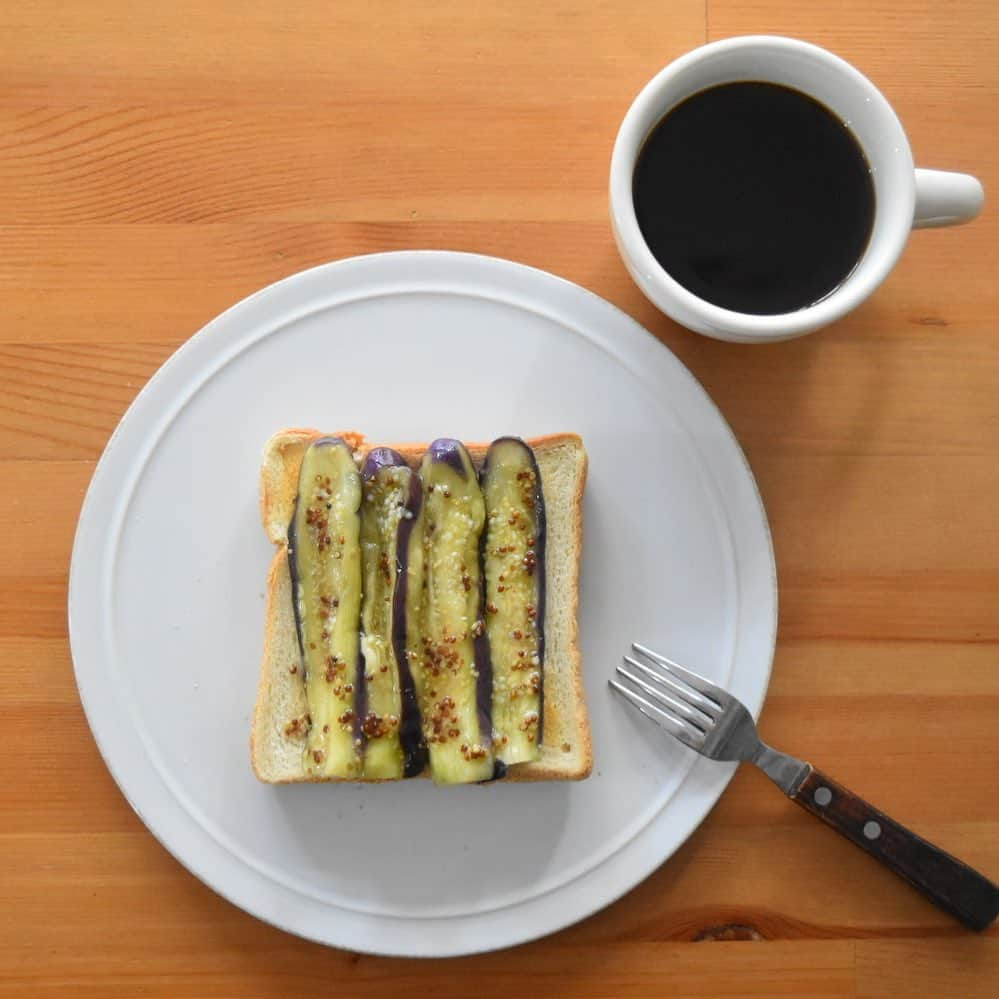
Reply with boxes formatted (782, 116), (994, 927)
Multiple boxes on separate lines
(609, 36), (984, 343)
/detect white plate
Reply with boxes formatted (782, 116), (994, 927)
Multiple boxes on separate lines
(69, 251), (776, 957)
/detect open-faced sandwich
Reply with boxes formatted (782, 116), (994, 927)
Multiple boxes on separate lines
(252, 430), (590, 785)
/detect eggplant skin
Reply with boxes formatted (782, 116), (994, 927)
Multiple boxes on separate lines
(426, 437), (469, 478)
(362, 447), (408, 480)
(426, 441), (495, 746)
(523, 440), (547, 741)
(391, 467), (429, 778)
(472, 531), (495, 755)
(357, 444), (428, 778)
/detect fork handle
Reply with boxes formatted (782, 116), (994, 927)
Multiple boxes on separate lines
(790, 766), (999, 931)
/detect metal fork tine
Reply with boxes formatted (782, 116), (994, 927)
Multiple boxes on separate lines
(617, 662), (712, 731)
(614, 645), (786, 777)
(622, 655), (720, 722)
(609, 679), (705, 750)
(632, 642), (726, 709)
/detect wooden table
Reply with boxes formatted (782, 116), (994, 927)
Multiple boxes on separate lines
(2, 1), (996, 995)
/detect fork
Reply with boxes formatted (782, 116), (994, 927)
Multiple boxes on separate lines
(610, 643), (999, 931)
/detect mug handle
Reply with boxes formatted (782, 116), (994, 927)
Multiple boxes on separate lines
(913, 168), (984, 228)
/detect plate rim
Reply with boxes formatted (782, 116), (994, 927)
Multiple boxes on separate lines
(68, 250), (776, 956)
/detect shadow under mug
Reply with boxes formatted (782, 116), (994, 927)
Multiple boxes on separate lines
(610, 35), (985, 343)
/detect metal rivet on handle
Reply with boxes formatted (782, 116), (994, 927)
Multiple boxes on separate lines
(864, 821), (882, 840)
(814, 787), (832, 807)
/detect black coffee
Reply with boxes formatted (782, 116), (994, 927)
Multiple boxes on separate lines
(632, 81), (875, 315)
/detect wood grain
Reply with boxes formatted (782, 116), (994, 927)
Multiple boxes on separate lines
(790, 767), (999, 931)
(1, 0), (997, 994)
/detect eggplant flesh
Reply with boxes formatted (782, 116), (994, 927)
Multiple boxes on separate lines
(408, 439), (494, 784)
(359, 449), (424, 779)
(480, 437), (545, 765)
(288, 438), (363, 779)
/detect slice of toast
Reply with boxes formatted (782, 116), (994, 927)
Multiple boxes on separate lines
(251, 430), (591, 783)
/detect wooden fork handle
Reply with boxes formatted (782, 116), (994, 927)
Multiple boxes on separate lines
(790, 766), (999, 931)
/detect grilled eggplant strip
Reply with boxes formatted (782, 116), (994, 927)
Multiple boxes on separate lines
(408, 439), (494, 784)
(480, 437), (545, 765)
(288, 437), (363, 778)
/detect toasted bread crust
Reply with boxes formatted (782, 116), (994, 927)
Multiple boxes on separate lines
(252, 430), (590, 783)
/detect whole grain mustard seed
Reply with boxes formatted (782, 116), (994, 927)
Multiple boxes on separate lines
(284, 716), (308, 737)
